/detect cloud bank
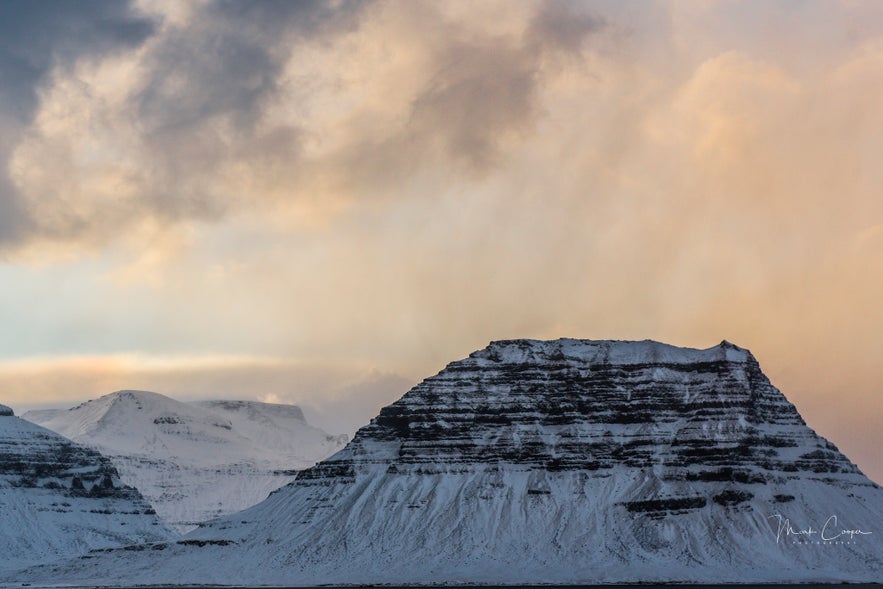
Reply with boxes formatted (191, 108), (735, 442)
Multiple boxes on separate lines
(0, 1), (880, 482)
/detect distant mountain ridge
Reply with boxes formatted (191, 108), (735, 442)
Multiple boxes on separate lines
(9, 339), (882, 585)
(24, 390), (347, 531)
(0, 406), (173, 574)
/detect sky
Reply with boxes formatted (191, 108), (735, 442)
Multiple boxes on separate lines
(0, 0), (879, 483)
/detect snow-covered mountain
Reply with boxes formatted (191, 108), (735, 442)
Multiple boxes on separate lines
(24, 391), (347, 532)
(9, 339), (882, 585)
(0, 404), (173, 575)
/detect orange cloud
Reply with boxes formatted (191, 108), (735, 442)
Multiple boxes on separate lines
(0, 1), (879, 483)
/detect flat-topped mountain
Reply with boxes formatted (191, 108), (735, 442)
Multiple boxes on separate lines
(0, 406), (173, 574)
(24, 390), (347, 531)
(10, 339), (882, 585)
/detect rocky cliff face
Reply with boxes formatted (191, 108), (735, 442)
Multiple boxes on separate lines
(328, 339), (856, 483)
(0, 407), (173, 574)
(9, 340), (882, 585)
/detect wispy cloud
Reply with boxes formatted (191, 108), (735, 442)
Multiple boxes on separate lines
(0, 0), (613, 254)
(0, 0), (155, 245)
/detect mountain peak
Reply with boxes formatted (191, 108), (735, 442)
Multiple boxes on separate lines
(70, 389), (174, 413)
(0, 403), (13, 416)
(110, 389), (164, 397)
(105, 389), (171, 405)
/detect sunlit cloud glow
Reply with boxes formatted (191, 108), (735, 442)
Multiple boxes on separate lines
(0, 0), (879, 483)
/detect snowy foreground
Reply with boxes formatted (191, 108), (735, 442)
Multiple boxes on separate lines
(24, 392), (347, 531)
(3, 339), (882, 585)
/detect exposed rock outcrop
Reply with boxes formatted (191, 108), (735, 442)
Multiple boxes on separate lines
(0, 412), (173, 574)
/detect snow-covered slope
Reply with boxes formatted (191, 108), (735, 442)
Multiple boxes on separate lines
(0, 406), (173, 575)
(193, 400), (345, 463)
(24, 391), (347, 531)
(10, 339), (883, 585)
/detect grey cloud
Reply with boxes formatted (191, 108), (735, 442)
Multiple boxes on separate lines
(329, 38), (540, 195)
(0, 0), (155, 121)
(139, 1), (368, 132)
(408, 1), (606, 172)
(526, 0), (606, 53)
(0, 0), (371, 249)
(408, 41), (537, 172)
(411, 0), (606, 172)
(331, 2), (607, 195)
(0, 0), (156, 246)
(131, 1), (370, 221)
(0, 0), (606, 252)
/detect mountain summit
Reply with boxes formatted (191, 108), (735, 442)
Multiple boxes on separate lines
(11, 339), (882, 585)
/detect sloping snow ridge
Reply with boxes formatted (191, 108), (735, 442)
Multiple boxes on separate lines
(24, 390), (347, 531)
(0, 410), (173, 575)
(10, 339), (883, 585)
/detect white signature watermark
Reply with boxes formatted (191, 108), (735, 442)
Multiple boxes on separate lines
(768, 514), (873, 545)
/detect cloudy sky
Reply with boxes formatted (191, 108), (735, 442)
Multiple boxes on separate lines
(0, 0), (879, 482)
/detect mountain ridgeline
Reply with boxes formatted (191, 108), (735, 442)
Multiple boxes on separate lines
(6, 339), (882, 585)
(23, 391), (347, 532)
